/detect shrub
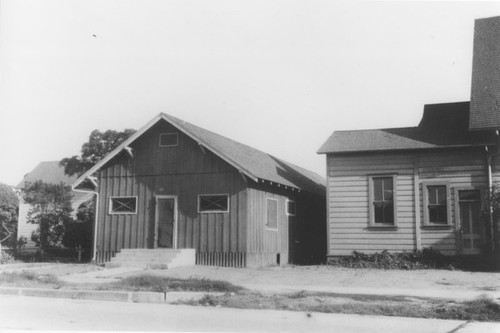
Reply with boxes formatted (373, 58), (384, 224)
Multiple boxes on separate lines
(0, 251), (13, 264)
(328, 248), (454, 270)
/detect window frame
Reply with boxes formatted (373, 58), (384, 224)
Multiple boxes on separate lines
(422, 181), (451, 226)
(266, 197), (279, 231)
(368, 174), (398, 228)
(159, 133), (179, 147)
(109, 196), (138, 215)
(198, 194), (230, 214)
(286, 199), (296, 217)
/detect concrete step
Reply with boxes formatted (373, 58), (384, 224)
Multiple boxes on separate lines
(108, 249), (195, 268)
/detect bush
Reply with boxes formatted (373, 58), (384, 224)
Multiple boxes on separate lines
(0, 251), (13, 264)
(328, 249), (454, 270)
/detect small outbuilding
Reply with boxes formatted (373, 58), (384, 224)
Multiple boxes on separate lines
(73, 113), (326, 267)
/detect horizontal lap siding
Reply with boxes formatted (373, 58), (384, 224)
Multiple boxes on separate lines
(327, 148), (489, 257)
(418, 150), (487, 255)
(327, 153), (415, 256)
(16, 201), (37, 249)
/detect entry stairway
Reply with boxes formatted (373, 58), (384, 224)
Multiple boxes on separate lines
(107, 249), (196, 268)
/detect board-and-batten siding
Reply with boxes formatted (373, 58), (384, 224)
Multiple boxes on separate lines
(246, 187), (289, 266)
(327, 149), (488, 256)
(94, 120), (248, 263)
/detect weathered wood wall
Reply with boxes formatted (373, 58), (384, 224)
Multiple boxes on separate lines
(245, 183), (326, 266)
(327, 148), (488, 257)
(491, 154), (500, 251)
(94, 120), (247, 263)
(246, 187), (289, 266)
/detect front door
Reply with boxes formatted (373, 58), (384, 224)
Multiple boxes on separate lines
(155, 196), (177, 248)
(458, 190), (482, 255)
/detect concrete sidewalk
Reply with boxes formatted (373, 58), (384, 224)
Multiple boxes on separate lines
(242, 283), (500, 302)
(2, 295), (500, 332)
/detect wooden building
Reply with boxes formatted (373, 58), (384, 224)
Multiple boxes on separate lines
(17, 161), (93, 252)
(318, 16), (500, 258)
(73, 114), (326, 267)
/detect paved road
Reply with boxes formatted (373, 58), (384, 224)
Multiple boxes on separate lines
(1, 295), (499, 332)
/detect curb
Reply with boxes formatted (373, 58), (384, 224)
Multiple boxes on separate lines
(0, 287), (222, 304)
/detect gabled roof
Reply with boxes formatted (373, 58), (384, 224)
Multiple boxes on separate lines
(17, 161), (93, 202)
(318, 102), (495, 154)
(17, 161), (78, 188)
(470, 16), (500, 131)
(74, 113), (325, 195)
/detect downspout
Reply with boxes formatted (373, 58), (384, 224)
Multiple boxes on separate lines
(72, 180), (99, 264)
(486, 130), (500, 253)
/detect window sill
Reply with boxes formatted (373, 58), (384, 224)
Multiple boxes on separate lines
(368, 225), (398, 231)
(421, 224), (453, 230)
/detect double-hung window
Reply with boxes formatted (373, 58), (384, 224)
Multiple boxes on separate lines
(423, 182), (451, 226)
(369, 175), (397, 227)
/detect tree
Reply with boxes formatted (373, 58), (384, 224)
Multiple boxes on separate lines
(23, 181), (73, 254)
(62, 198), (94, 260)
(0, 183), (19, 248)
(60, 129), (135, 177)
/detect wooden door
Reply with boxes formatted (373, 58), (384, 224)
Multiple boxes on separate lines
(156, 196), (177, 248)
(458, 190), (482, 255)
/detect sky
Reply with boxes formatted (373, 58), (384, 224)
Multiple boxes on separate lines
(1, 0), (499, 186)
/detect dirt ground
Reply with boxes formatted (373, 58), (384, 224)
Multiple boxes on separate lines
(1, 263), (499, 293)
(141, 265), (500, 292)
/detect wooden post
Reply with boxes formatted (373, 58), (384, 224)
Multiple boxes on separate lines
(77, 245), (83, 263)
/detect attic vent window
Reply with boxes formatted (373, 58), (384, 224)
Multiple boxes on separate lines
(109, 197), (137, 214)
(159, 133), (178, 147)
(198, 194), (229, 213)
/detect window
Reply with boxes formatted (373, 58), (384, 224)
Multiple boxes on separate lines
(266, 198), (278, 229)
(159, 133), (178, 147)
(109, 197), (137, 214)
(369, 175), (397, 227)
(423, 182), (451, 225)
(286, 200), (296, 216)
(198, 195), (229, 213)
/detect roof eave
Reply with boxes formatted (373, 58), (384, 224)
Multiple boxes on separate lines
(320, 143), (490, 155)
(73, 113), (260, 189)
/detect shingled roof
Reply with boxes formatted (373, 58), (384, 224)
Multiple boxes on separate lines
(470, 16), (500, 131)
(318, 102), (495, 154)
(17, 161), (78, 188)
(74, 113), (325, 195)
(17, 161), (93, 204)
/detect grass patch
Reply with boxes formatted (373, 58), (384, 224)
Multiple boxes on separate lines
(183, 290), (500, 322)
(0, 270), (61, 286)
(100, 274), (243, 293)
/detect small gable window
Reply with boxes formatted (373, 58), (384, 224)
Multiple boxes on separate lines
(286, 200), (296, 216)
(159, 133), (178, 147)
(198, 194), (229, 213)
(266, 198), (278, 230)
(109, 197), (137, 214)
